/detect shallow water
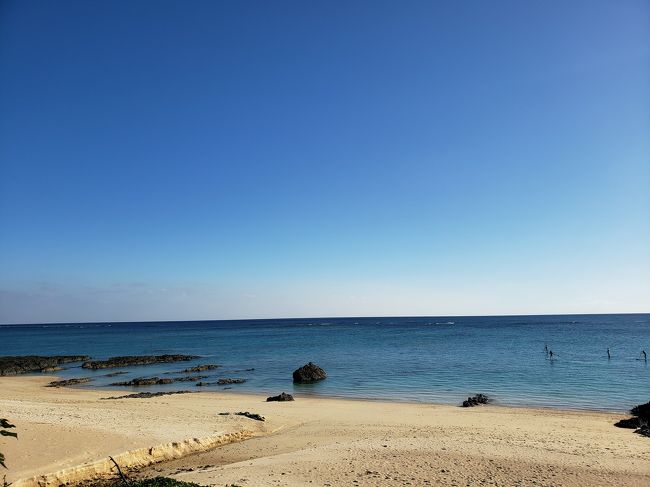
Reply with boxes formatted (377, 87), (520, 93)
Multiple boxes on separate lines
(1, 314), (648, 411)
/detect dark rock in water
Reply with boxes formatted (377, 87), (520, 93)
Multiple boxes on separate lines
(235, 411), (265, 421)
(104, 371), (128, 377)
(195, 381), (209, 387)
(82, 354), (199, 369)
(217, 378), (246, 385)
(614, 417), (641, 429)
(101, 390), (193, 400)
(47, 377), (93, 388)
(111, 377), (175, 386)
(631, 401), (650, 422)
(267, 392), (294, 402)
(635, 425), (650, 437)
(174, 375), (208, 382)
(461, 394), (490, 407)
(292, 362), (327, 383)
(182, 364), (220, 373)
(0, 355), (91, 376)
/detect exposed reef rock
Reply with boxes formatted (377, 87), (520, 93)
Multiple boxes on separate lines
(111, 375), (207, 386)
(82, 354), (199, 369)
(267, 392), (294, 402)
(216, 378), (246, 385)
(111, 377), (175, 386)
(104, 371), (128, 377)
(111, 375), (207, 387)
(0, 355), (91, 375)
(292, 362), (327, 383)
(47, 377), (93, 387)
(181, 364), (220, 373)
(461, 394), (490, 407)
(101, 390), (194, 400)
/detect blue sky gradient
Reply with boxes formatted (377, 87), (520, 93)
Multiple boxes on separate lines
(1, 0), (648, 323)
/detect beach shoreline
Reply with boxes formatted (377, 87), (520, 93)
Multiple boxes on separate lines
(2, 375), (649, 486)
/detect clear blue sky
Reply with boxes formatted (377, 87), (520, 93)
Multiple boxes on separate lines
(1, 0), (648, 323)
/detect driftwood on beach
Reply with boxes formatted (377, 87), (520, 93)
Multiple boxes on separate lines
(82, 355), (199, 370)
(0, 355), (91, 376)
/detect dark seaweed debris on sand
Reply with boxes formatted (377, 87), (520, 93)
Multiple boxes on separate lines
(0, 355), (91, 375)
(82, 354), (199, 369)
(101, 390), (194, 400)
(235, 411), (265, 421)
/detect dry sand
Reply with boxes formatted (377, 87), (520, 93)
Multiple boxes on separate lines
(1, 376), (648, 486)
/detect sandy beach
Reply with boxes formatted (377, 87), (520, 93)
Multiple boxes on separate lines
(1, 376), (648, 487)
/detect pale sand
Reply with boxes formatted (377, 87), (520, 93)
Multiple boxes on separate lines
(1, 376), (648, 487)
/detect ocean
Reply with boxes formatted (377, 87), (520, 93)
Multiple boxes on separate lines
(1, 314), (648, 412)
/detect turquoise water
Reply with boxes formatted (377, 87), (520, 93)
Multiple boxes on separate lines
(1, 314), (648, 411)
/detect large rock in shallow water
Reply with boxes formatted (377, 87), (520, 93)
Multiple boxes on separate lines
(292, 362), (327, 383)
(0, 356), (90, 376)
(462, 394), (490, 407)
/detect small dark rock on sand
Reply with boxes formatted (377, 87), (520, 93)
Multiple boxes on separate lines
(267, 392), (294, 402)
(292, 362), (327, 383)
(615, 401), (650, 438)
(217, 378), (246, 385)
(47, 377), (93, 388)
(462, 394), (490, 407)
(235, 411), (265, 421)
(101, 390), (193, 400)
(614, 417), (641, 429)
(637, 425), (650, 438)
(0, 355), (91, 376)
(82, 354), (199, 369)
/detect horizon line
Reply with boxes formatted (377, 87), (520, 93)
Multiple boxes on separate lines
(2, 310), (649, 327)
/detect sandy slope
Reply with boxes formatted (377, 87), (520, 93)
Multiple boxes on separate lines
(1, 376), (648, 487)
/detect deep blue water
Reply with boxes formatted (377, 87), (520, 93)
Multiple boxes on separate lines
(1, 314), (648, 412)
